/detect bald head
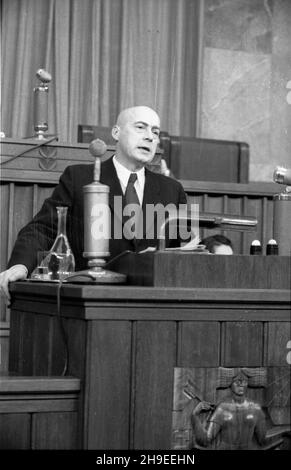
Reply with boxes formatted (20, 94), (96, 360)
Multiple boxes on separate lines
(116, 106), (160, 128)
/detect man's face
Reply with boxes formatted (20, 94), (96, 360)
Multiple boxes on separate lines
(113, 107), (160, 169)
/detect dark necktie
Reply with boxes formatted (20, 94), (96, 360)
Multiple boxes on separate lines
(124, 173), (140, 207)
(124, 173), (141, 242)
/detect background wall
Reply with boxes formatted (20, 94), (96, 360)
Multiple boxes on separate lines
(199, 0), (291, 181)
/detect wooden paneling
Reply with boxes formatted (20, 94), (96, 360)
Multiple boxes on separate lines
(0, 376), (80, 449)
(0, 376), (80, 393)
(20, 312), (35, 375)
(1, 138), (98, 184)
(0, 398), (77, 413)
(178, 321), (220, 367)
(50, 313), (69, 376)
(265, 323), (291, 366)
(86, 321), (132, 449)
(266, 367), (291, 426)
(65, 318), (87, 378)
(222, 322), (264, 366)
(0, 323), (9, 373)
(133, 321), (177, 449)
(32, 314), (52, 376)
(32, 412), (79, 449)
(0, 414), (31, 449)
(185, 180), (281, 255)
(7, 310), (21, 373)
(112, 253), (291, 289)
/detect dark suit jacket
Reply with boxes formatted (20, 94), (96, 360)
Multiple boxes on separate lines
(8, 157), (187, 274)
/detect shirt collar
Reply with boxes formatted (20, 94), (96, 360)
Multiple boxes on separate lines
(113, 155), (145, 191)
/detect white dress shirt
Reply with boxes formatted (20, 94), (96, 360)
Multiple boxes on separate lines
(113, 156), (145, 205)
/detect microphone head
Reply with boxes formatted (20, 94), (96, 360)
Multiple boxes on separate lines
(36, 69), (52, 83)
(89, 138), (107, 158)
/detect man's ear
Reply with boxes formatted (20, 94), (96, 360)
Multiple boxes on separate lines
(111, 125), (120, 142)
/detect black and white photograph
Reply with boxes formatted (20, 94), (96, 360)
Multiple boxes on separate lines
(0, 0), (290, 462)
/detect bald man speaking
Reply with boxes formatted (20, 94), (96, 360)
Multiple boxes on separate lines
(0, 106), (187, 301)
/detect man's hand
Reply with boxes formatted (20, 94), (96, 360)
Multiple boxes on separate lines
(0, 265), (28, 303)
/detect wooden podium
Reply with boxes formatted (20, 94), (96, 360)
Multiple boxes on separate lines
(7, 254), (291, 449)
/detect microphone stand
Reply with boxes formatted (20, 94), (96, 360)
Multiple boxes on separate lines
(66, 140), (126, 283)
(33, 69), (52, 140)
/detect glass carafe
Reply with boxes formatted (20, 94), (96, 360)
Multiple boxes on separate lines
(32, 206), (75, 281)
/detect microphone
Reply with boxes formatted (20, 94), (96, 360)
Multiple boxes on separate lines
(36, 69), (52, 83)
(273, 166), (291, 186)
(34, 69), (52, 139)
(158, 212), (258, 251)
(89, 138), (107, 156)
(89, 138), (108, 182)
(65, 138), (126, 284)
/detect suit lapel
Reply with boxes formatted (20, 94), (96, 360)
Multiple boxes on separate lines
(100, 157), (123, 208)
(100, 157), (125, 240)
(139, 169), (161, 243)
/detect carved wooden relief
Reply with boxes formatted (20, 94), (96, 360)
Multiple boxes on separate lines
(172, 367), (290, 450)
(38, 147), (57, 170)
